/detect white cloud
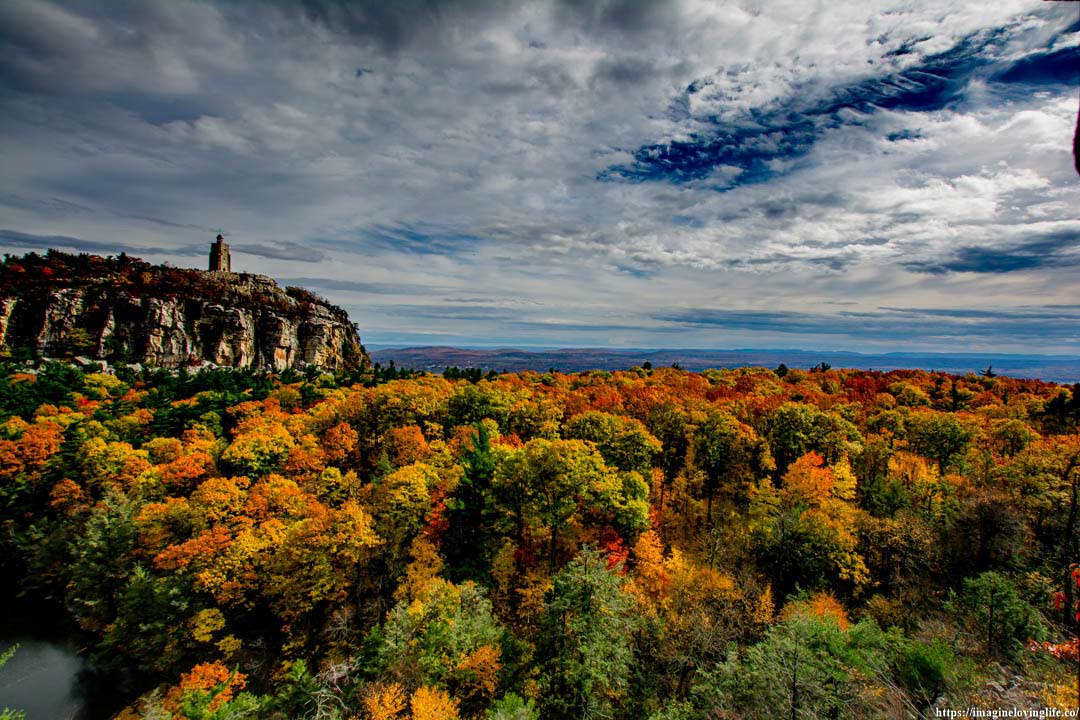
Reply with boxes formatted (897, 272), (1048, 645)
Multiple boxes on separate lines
(0, 0), (1076, 350)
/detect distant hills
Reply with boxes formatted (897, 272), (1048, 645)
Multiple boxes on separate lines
(371, 346), (1080, 383)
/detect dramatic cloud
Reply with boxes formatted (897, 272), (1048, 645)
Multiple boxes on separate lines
(0, 0), (1077, 352)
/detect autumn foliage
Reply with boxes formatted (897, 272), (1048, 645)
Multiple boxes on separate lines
(0, 360), (1078, 717)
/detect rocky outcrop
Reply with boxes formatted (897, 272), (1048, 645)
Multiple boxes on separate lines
(0, 254), (365, 372)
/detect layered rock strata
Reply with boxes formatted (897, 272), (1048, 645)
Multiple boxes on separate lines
(0, 254), (364, 372)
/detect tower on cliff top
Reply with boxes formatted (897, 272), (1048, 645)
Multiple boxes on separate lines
(209, 234), (231, 272)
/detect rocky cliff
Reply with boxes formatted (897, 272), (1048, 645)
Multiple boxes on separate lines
(0, 250), (366, 372)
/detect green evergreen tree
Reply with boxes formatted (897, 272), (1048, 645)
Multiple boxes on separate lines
(694, 613), (896, 720)
(445, 422), (497, 582)
(537, 546), (638, 720)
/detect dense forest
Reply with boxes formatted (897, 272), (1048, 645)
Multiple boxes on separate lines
(0, 360), (1078, 718)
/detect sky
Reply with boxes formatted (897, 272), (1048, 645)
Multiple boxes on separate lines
(0, 0), (1078, 353)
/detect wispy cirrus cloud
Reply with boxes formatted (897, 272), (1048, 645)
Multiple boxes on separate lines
(601, 28), (1079, 188)
(0, 228), (190, 257)
(0, 229), (328, 264)
(276, 277), (451, 296)
(903, 229), (1080, 274)
(656, 305), (1080, 343)
(230, 242), (326, 263)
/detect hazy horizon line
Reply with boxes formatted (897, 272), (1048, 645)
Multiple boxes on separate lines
(366, 344), (1080, 360)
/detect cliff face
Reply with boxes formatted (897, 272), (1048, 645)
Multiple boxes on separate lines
(0, 252), (365, 372)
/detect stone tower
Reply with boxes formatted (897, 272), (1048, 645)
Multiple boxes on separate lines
(209, 234), (231, 272)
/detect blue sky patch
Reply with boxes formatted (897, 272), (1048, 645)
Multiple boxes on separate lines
(359, 224), (484, 257)
(600, 24), (1074, 189)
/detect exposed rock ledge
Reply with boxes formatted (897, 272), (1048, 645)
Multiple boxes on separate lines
(0, 251), (365, 372)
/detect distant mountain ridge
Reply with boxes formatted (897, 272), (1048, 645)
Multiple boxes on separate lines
(372, 346), (1080, 383)
(0, 250), (366, 372)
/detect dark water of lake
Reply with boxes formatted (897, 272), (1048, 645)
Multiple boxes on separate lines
(0, 637), (89, 720)
(0, 634), (132, 720)
(0, 599), (140, 720)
